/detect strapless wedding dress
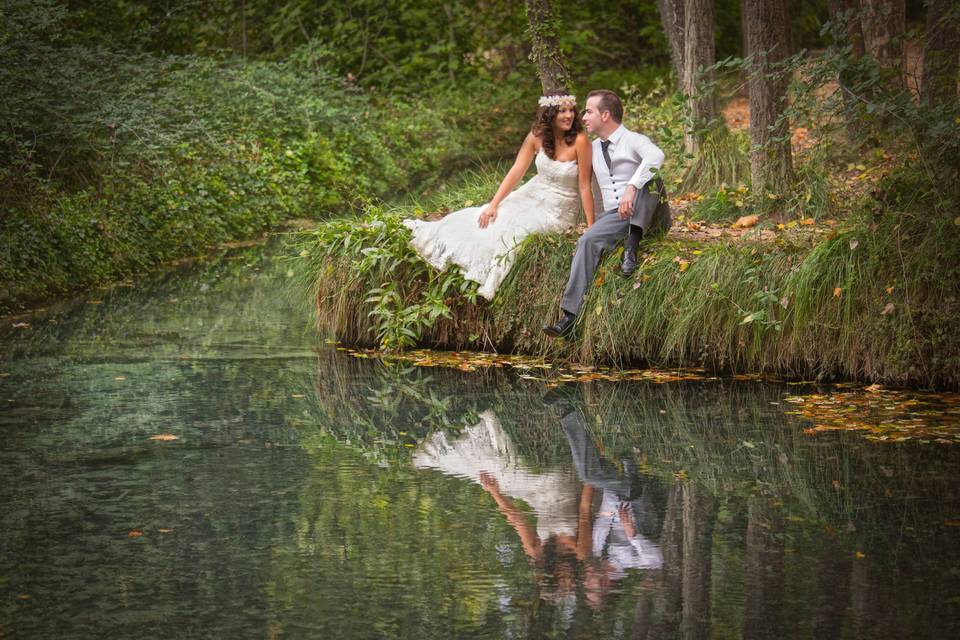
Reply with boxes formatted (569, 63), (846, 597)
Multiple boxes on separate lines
(402, 151), (580, 299)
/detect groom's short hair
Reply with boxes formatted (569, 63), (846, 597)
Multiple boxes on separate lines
(587, 90), (623, 123)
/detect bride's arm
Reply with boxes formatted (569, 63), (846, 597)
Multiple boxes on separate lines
(478, 132), (538, 228)
(575, 134), (596, 227)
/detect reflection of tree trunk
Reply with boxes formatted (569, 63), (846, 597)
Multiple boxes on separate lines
(682, 0), (718, 155)
(812, 535), (851, 640)
(850, 554), (879, 638)
(921, 0), (960, 106)
(743, 496), (784, 640)
(644, 482), (684, 637)
(742, 0), (794, 194)
(524, 0), (571, 93)
(681, 484), (714, 640)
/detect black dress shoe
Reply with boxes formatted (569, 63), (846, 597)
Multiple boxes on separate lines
(543, 312), (576, 338)
(620, 246), (638, 276)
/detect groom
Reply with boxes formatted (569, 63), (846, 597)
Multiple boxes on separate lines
(543, 90), (668, 338)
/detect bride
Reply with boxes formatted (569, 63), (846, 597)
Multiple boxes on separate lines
(403, 91), (595, 300)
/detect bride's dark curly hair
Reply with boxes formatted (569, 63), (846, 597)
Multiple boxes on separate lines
(531, 89), (583, 160)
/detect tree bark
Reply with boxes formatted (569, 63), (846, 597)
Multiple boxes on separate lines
(657, 0), (686, 85)
(524, 0), (571, 93)
(682, 0), (718, 155)
(742, 0), (794, 193)
(921, 0), (960, 106)
(828, 0), (868, 142)
(860, 0), (906, 78)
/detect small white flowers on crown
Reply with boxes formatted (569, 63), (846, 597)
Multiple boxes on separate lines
(538, 94), (576, 108)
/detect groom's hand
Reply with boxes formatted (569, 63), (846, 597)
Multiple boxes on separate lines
(618, 185), (638, 219)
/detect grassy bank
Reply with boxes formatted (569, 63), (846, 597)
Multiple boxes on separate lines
(299, 161), (959, 388)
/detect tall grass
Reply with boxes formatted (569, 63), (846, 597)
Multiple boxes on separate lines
(298, 165), (959, 388)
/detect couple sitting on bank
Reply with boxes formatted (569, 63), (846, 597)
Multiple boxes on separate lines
(402, 89), (669, 338)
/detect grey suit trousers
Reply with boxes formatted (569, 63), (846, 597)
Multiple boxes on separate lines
(560, 178), (669, 315)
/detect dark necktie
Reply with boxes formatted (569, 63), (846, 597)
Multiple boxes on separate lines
(600, 140), (613, 173)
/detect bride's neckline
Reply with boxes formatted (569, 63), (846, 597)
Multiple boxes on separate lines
(537, 149), (577, 164)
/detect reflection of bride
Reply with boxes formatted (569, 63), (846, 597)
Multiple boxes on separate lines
(414, 407), (663, 607)
(402, 91), (595, 300)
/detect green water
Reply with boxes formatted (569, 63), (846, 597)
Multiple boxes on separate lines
(1, 239), (959, 639)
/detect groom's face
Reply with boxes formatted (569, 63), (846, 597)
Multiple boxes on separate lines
(582, 97), (605, 135)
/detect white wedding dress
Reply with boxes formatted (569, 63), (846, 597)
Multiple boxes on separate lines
(402, 150), (580, 300)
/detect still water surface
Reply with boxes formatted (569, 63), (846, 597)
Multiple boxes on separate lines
(2, 239), (959, 639)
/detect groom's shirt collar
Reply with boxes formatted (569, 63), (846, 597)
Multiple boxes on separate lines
(602, 125), (627, 145)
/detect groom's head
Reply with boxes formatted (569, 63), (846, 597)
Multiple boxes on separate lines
(582, 90), (623, 138)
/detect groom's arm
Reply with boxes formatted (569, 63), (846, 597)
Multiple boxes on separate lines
(618, 133), (665, 219)
(626, 133), (665, 190)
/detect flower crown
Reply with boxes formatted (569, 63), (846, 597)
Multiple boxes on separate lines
(538, 94), (576, 108)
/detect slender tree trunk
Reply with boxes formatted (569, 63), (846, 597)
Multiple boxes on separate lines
(657, 0), (686, 85)
(828, 0), (868, 141)
(860, 0), (906, 80)
(682, 0), (718, 155)
(524, 0), (571, 93)
(742, 0), (794, 193)
(921, 0), (960, 106)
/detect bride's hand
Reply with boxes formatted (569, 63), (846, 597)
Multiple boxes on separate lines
(478, 204), (498, 228)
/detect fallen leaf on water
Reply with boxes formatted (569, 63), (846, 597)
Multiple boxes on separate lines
(732, 215), (759, 229)
(128, 529), (144, 538)
(149, 434), (179, 441)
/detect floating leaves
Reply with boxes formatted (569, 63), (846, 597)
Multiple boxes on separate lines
(346, 348), (711, 384)
(792, 386), (960, 444)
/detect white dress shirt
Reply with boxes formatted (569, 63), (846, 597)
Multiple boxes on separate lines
(592, 125), (665, 213)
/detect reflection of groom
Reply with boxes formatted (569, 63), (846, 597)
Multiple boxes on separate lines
(544, 90), (668, 338)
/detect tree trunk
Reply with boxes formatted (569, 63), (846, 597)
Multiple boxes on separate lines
(860, 0), (906, 79)
(657, 0), (686, 85)
(524, 0), (571, 93)
(682, 0), (718, 155)
(921, 0), (960, 106)
(742, 0), (794, 194)
(828, 0), (868, 142)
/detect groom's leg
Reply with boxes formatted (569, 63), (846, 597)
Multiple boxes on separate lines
(560, 211), (630, 315)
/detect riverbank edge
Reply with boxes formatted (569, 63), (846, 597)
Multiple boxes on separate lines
(302, 205), (959, 391)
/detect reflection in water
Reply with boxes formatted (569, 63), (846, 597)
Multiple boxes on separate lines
(414, 405), (664, 620)
(2, 239), (960, 639)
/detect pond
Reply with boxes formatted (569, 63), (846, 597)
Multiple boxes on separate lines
(2, 238), (959, 639)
